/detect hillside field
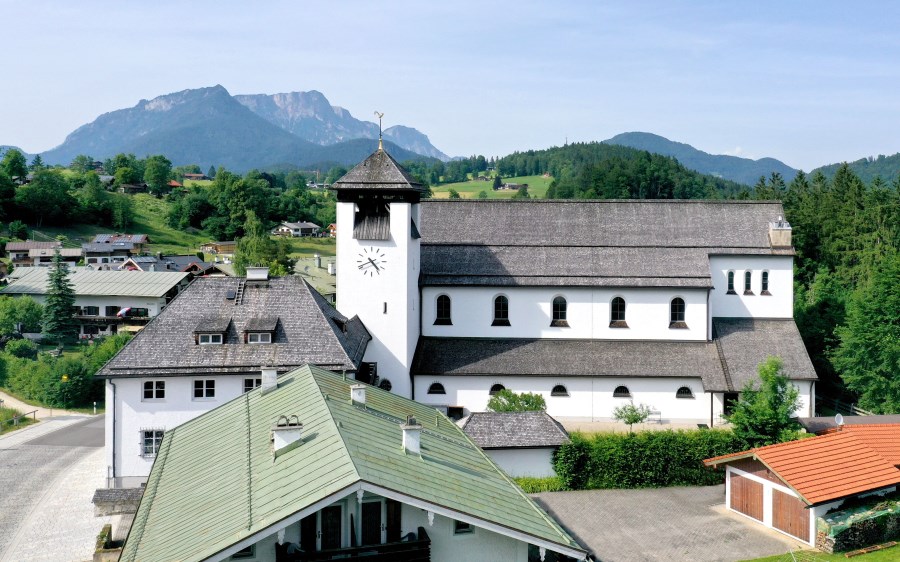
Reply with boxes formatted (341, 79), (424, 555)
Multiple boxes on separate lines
(431, 175), (553, 199)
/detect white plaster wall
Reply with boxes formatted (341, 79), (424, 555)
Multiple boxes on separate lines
(726, 465), (815, 546)
(484, 448), (556, 478)
(422, 286), (708, 341)
(415, 375), (713, 423)
(109, 376), (254, 480)
(402, 505), (527, 562)
(18, 294), (164, 316)
(708, 255), (793, 319)
(335, 201), (420, 398)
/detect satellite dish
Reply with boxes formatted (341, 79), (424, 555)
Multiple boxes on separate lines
(835, 413), (844, 427)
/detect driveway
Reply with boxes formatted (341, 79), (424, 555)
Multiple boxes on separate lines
(0, 415), (111, 562)
(533, 485), (804, 562)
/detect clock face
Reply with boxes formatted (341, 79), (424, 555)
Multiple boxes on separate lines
(356, 247), (387, 277)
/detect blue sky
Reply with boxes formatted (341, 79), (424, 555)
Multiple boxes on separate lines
(2, 0), (899, 171)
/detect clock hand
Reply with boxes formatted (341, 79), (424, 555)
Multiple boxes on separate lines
(368, 258), (380, 271)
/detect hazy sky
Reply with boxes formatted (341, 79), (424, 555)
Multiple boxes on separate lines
(3, 0), (899, 171)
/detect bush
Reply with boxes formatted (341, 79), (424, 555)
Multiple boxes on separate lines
(487, 389), (546, 412)
(553, 429), (746, 489)
(513, 476), (564, 493)
(4, 339), (37, 359)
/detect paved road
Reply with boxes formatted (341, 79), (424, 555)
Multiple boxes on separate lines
(533, 486), (804, 562)
(0, 415), (110, 562)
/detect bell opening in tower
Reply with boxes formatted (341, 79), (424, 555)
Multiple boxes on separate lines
(353, 197), (391, 241)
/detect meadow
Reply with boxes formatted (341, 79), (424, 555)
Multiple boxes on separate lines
(431, 174), (554, 199)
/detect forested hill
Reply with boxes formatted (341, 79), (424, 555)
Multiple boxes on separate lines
(811, 153), (900, 185)
(493, 142), (749, 199)
(603, 132), (799, 186)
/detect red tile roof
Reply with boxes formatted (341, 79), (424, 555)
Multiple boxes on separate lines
(705, 424), (900, 505)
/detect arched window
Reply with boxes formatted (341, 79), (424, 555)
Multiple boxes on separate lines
(727, 271), (736, 294)
(489, 383), (505, 396)
(670, 297), (686, 328)
(761, 271), (770, 295)
(492, 295), (510, 326)
(744, 271), (753, 294)
(676, 386), (694, 399)
(551, 384), (569, 397)
(434, 295), (452, 325)
(427, 382), (446, 395)
(613, 385), (631, 398)
(610, 297), (627, 327)
(551, 296), (568, 327)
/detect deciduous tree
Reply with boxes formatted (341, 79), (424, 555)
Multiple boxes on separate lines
(725, 357), (801, 447)
(1, 148), (28, 179)
(486, 389), (546, 412)
(612, 402), (651, 433)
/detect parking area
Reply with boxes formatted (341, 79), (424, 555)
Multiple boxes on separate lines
(533, 485), (804, 562)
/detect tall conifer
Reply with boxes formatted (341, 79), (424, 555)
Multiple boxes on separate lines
(42, 248), (78, 345)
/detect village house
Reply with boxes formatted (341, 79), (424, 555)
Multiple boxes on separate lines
(4, 240), (62, 268)
(0, 268), (190, 338)
(705, 423), (900, 547)
(326, 223), (337, 237)
(120, 254), (214, 275)
(272, 220), (321, 237)
(330, 147), (817, 427)
(183, 172), (208, 181)
(93, 234), (151, 254)
(29, 247), (83, 267)
(201, 240), (237, 257)
(116, 365), (588, 562)
(460, 411), (570, 478)
(82, 241), (134, 266)
(97, 268), (370, 486)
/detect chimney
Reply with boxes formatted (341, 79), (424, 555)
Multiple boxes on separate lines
(314, 253), (321, 268)
(327, 262), (335, 275)
(271, 415), (303, 456)
(769, 216), (792, 248)
(350, 384), (366, 406)
(401, 415), (423, 455)
(260, 367), (278, 395)
(246, 266), (270, 281)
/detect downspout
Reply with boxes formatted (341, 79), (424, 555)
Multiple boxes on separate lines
(109, 379), (117, 487)
(709, 391), (713, 428)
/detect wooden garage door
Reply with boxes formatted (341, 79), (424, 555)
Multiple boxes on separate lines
(772, 489), (810, 542)
(730, 474), (763, 521)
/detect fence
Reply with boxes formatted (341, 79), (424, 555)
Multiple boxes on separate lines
(816, 396), (873, 417)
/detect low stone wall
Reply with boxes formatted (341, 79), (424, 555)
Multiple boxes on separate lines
(816, 499), (900, 553)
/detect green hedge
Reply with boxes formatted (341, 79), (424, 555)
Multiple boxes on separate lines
(513, 476), (565, 493)
(554, 429), (747, 490)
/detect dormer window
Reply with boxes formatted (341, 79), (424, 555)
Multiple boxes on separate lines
(199, 333), (223, 345)
(247, 332), (272, 344)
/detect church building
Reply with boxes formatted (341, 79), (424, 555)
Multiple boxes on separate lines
(333, 146), (817, 427)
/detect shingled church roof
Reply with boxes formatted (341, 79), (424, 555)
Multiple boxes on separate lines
(331, 148), (426, 192)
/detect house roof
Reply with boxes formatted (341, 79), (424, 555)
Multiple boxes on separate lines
(713, 317), (818, 390)
(418, 200), (792, 287)
(120, 365), (586, 562)
(5, 241), (61, 251)
(413, 318), (815, 392)
(798, 414), (900, 434)
(93, 233), (149, 244)
(461, 412), (570, 449)
(28, 248), (83, 258)
(331, 148), (426, 192)
(0, 269), (189, 298)
(279, 221), (320, 230)
(97, 276), (370, 377)
(705, 424), (900, 505)
(82, 242), (134, 253)
(413, 337), (729, 391)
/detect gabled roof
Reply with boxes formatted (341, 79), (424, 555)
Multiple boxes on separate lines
(5, 241), (61, 251)
(705, 424), (900, 505)
(279, 221), (320, 230)
(97, 276), (370, 377)
(331, 148), (426, 192)
(461, 411), (570, 449)
(82, 242), (134, 253)
(93, 233), (149, 244)
(120, 365), (586, 562)
(0, 269), (189, 298)
(419, 200), (792, 287)
(29, 248), (83, 258)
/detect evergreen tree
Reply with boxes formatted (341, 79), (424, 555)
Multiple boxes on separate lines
(208, 165), (216, 179)
(29, 154), (45, 171)
(42, 249), (78, 345)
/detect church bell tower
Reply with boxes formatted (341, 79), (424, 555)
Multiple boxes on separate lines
(331, 134), (425, 399)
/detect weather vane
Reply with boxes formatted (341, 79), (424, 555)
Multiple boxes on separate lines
(374, 111), (384, 150)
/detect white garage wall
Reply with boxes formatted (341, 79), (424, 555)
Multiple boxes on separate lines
(484, 448), (556, 478)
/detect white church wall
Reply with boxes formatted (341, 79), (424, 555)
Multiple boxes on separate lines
(708, 255), (793, 318)
(483, 448), (557, 478)
(110, 376), (252, 482)
(421, 286), (708, 341)
(416, 375), (713, 423)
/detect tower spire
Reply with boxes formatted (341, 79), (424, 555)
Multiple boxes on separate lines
(374, 111), (384, 151)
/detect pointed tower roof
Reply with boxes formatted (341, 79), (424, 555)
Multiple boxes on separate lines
(331, 148), (426, 193)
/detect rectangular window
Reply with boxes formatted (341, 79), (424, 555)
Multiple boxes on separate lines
(231, 545), (255, 559)
(105, 305), (121, 317)
(198, 333), (223, 345)
(143, 380), (165, 400)
(82, 306), (100, 316)
(243, 378), (262, 393)
(454, 520), (473, 535)
(141, 429), (164, 457)
(83, 325), (100, 335)
(194, 379), (215, 399)
(247, 332), (271, 344)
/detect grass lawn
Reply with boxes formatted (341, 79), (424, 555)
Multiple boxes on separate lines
(287, 237), (336, 258)
(130, 193), (210, 255)
(432, 175), (554, 199)
(742, 544), (899, 561)
(0, 406), (38, 435)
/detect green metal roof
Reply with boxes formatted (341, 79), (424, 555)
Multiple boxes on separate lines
(121, 365), (585, 562)
(0, 268), (189, 298)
